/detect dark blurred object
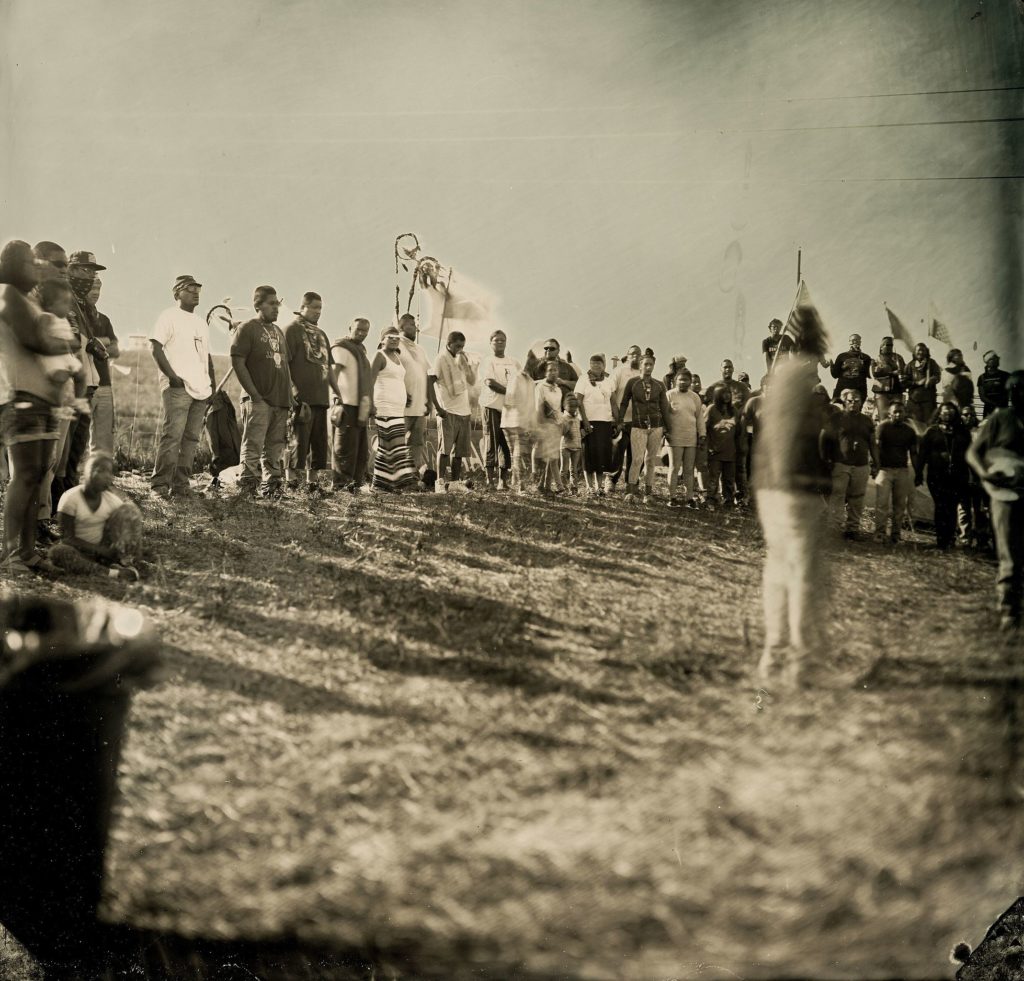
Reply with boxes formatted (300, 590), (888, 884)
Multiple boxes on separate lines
(204, 389), (241, 478)
(0, 594), (160, 970)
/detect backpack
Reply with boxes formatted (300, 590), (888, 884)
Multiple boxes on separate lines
(204, 390), (241, 476)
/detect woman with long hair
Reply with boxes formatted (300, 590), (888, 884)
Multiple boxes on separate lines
(705, 385), (742, 507)
(369, 325), (418, 492)
(905, 342), (941, 434)
(915, 401), (972, 549)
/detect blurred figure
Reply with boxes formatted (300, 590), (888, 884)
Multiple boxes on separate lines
(662, 353), (687, 390)
(754, 357), (834, 687)
(959, 403), (990, 550)
(826, 389), (878, 541)
(915, 402), (971, 550)
(529, 338), (578, 397)
(977, 350), (1009, 419)
(905, 342), (941, 433)
(873, 402), (917, 544)
(940, 348), (974, 408)
(967, 371), (1024, 630)
(85, 275), (119, 456)
(149, 275), (215, 499)
(870, 335), (906, 423)
(501, 356), (539, 495)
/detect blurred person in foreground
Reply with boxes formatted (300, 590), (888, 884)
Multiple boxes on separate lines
(753, 310), (834, 688)
(149, 275), (215, 500)
(232, 286), (293, 498)
(0, 240), (78, 577)
(967, 371), (1024, 631)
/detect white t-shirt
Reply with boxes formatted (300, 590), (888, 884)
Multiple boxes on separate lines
(150, 307), (212, 400)
(331, 344), (359, 406)
(399, 337), (431, 417)
(611, 364), (641, 423)
(573, 374), (616, 422)
(665, 389), (706, 447)
(478, 355), (521, 412)
(431, 350), (472, 416)
(57, 486), (124, 546)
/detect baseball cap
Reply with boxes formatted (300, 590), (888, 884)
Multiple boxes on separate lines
(173, 274), (202, 294)
(68, 250), (106, 271)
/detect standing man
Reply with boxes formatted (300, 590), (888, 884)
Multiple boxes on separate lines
(529, 338), (578, 397)
(149, 275), (215, 499)
(978, 350), (1010, 418)
(829, 334), (873, 403)
(397, 313), (432, 480)
(428, 329), (476, 492)
(706, 360), (752, 501)
(63, 251), (106, 487)
(478, 329), (520, 489)
(762, 318), (784, 370)
(284, 292), (339, 494)
(86, 275), (119, 455)
(825, 388), (879, 540)
(330, 317), (374, 492)
(967, 372), (1024, 631)
(873, 401), (918, 544)
(616, 353), (672, 500)
(231, 285), (293, 498)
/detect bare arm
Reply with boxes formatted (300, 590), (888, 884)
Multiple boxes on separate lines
(150, 340), (184, 388)
(231, 357), (262, 402)
(58, 512), (113, 561)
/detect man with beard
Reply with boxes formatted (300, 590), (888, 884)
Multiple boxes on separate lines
(231, 285), (293, 498)
(285, 292), (339, 494)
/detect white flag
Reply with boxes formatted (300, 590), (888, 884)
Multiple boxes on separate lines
(418, 266), (498, 347)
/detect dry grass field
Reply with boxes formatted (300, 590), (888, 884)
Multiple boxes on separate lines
(1, 435), (1022, 979)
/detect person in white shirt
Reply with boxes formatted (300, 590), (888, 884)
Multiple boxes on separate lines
(428, 330), (476, 491)
(148, 275), (215, 499)
(664, 369), (706, 507)
(573, 354), (617, 495)
(478, 329), (521, 489)
(397, 313), (432, 477)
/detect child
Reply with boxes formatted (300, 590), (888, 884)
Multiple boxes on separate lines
(534, 361), (565, 494)
(561, 394), (584, 493)
(50, 452), (142, 579)
(36, 279), (84, 389)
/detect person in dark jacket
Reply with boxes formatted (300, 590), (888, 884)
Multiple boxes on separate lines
(829, 334), (873, 403)
(617, 354), (671, 499)
(870, 335), (906, 423)
(915, 401), (971, 550)
(940, 348), (974, 408)
(873, 401), (918, 543)
(977, 350), (1010, 418)
(704, 385), (744, 507)
(825, 388), (878, 540)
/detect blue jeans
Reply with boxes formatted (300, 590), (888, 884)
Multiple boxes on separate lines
(239, 398), (289, 493)
(151, 387), (208, 494)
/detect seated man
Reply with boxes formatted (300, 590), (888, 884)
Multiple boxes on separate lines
(50, 452), (142, 579)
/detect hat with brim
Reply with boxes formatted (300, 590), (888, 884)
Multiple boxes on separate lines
(68, 250), (106, 271)
(173, 274), (202, 294)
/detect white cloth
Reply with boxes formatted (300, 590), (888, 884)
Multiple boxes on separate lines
(431, 349), (472, 415)
(331, 344), (359, 406)
(373, 353), (407, 418)
(573, 374), (616, 422)
(665, 389), (706, 447)
(611, 364), (641, 423)
(399, 337), (431, 417)
(478, 355), (521, 412)
(150, 307), (212, 400)
(57, 486), (123, 546)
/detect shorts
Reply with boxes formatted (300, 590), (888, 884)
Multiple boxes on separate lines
(439, 413), (471, 457)
(0, 393), (59, 446)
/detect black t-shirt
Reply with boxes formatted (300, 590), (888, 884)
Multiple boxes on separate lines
(877, 420), (917, 469)
(231, 318), (291, 407)
(92, 310), (118, 386)
(285, 317), (334, 406)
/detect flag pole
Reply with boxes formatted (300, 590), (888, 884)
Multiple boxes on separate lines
(771, 279), (807, 372)
(436, 267), (453, 355)
(796, 248), (801, 286)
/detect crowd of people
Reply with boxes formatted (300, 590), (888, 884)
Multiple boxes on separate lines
(0, 238), (1022, 634)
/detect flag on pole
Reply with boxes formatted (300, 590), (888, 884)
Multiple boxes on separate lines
(927, 302), (952, 346)
(884, 305), (915, 353)
(418, 266), (498, 347)
(779, 280), (830, 359)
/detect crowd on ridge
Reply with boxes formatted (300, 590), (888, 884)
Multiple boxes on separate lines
(0, 239), (1022, 634)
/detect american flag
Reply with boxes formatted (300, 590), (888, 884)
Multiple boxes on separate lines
(780, 280), (830, 359)
(928, 304), (952, 346)
(884, 305), (915, 353)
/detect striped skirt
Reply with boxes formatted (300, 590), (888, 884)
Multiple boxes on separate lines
(372, 417), (419, 491)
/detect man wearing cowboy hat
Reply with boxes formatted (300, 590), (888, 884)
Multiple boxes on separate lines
(149, 274), (215, 499)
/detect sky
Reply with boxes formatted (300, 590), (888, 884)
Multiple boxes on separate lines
(3, 0), (1022, 375)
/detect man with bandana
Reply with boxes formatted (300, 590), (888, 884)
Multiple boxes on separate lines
(231, 285), (293, 498)
(284, 291), (339, 493)
(149, 274), (215, 499)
